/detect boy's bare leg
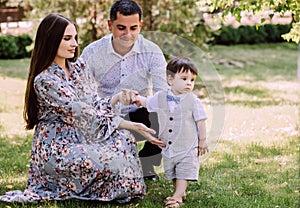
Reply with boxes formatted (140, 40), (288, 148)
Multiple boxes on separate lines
(165, 179), (187, 207)
(173, 179), (187, 202)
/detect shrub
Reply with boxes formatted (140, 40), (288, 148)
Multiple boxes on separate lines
(263, 24), (291, 43)
(214, 26), (240, 45)
(213, 24), (292, 45)
(0, 34), (32, 59)
(0, 35), (19, 59)
(14, 34), (33, 58)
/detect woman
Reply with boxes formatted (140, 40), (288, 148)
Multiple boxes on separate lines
(0, 13), (164, 203)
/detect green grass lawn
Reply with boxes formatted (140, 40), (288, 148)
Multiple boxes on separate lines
(0, 58), (30, 80)
(0, 43), (299, 208)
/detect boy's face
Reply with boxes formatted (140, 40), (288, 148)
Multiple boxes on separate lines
(168, 69), (196, 95)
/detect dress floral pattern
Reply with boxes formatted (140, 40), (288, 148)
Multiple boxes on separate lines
(0, 59), (146, 202)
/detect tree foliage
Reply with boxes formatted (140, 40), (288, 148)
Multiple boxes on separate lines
(22, 0), (299, 47)
(137, 0), (215, 48)
(23, 0), (213, 48)
(198, 0), (300, 43)
(24, 0), (114, 48)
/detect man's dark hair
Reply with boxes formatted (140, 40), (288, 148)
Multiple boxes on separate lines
(110, 0), (142, 21)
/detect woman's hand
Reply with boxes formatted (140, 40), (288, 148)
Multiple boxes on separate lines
(119, 120), (166, 147)
(111, 89), (140, 106)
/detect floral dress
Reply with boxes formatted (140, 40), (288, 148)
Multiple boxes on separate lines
(0, 59), (146, 202)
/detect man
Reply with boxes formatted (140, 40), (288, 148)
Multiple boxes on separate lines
(80, 0), (168, 181)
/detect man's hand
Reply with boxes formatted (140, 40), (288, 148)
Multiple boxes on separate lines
(119, 89), (139, 105)
(120, 89), (132, 105)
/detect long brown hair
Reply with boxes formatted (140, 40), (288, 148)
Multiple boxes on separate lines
(24, 13), (79, 130)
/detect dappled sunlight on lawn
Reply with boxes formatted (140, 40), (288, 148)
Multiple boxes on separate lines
(1, 176), (28, 189)
(216, 73), (300, 150)
(0, 77), (29, 137)
(221, 105), (299, 144)
(0, 42), (299, 207)
(223, 80), (300, 106)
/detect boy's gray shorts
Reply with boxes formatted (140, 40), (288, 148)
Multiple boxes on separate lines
(163, 147), (200, 181)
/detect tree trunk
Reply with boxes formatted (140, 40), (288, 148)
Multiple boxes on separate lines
(297, 43), (300, 80)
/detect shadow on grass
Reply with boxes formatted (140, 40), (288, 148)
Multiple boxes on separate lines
(224, 86), (270, 98)
(0, 135), (298, 208)
(223, 85), (299, 108)
(0, 134), (31, 173)
(0, 58), (30, 80)
(211, 43), (298, 82)
(184, 135), (299, 208)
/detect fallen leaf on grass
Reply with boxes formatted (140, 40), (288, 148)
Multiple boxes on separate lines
(5, 184), (13, 189)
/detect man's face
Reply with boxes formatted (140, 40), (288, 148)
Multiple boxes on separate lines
(108, 12), (142, 50)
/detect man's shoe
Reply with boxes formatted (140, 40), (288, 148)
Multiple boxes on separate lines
(143, 172), (159, 181)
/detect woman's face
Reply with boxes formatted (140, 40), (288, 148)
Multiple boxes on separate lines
(55, 24), (78, 61)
